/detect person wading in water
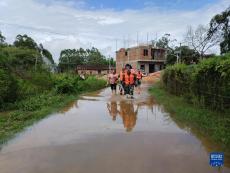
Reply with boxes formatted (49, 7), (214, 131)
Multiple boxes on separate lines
(108, 70), (118, 94)
(118, 68), (126, 95)
(124, 69), (136, 99)
(136, 69), (144, 94)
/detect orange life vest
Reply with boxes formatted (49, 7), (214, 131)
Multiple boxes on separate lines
(120, 71), (125, 81)
(137, 72), (142, 80)
(125, 73), (135, 85)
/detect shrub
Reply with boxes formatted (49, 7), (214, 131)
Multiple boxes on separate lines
(54, 74), (106, 94)
(162, 64), (192, 96)
(162, 54), (230, 111)
(192, 55), (230, 110)
(16, 92), (63, 111)
(0, 69), (18, 108)
(54, 74), (80, 94)
(78, 76), (106, 91)
(29, 70), (54, 90)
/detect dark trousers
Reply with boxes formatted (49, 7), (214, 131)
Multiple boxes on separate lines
(124, 84), (134, 95)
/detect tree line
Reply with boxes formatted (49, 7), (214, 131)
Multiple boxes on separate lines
(58, 47), (115, 72)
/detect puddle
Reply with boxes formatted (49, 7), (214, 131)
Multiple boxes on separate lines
(0, 83), (229, 173)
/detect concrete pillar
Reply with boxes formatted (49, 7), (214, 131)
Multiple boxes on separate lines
(145, 63), (149, 74)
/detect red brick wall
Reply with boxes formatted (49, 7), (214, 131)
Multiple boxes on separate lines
(116, 46), (166, 73)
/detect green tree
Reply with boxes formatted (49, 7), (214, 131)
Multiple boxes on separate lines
(14, 34), (38, 50)
(156, 34), (171, 49)
(208, 7), (230, 54)
(87, 47), (106, 65)
(39, 44), (54, 64)
(58, 47), (111, 72)
(0, 69), (18, 107)
(59, 49), (85, 72)
(178, 46), (199, 64)
(0, 46), (41, 70)
(166, 46), (199, 65)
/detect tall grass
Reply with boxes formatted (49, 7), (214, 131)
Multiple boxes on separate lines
(0, 73), (106, 144)
(150, 84), (230, 152)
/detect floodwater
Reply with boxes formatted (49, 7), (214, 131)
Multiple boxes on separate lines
(0, 83), (229, 173)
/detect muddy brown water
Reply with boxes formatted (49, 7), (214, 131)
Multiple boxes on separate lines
(0, 83), (229, 173)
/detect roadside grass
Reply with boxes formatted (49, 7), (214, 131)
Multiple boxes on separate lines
(149, 83), (230, 153)
(0, 78), (106, 145)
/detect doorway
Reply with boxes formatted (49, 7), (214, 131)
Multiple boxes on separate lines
(149, 64), (155, 73)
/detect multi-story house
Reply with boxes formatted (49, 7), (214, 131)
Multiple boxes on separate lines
(116, 44), (166, 74)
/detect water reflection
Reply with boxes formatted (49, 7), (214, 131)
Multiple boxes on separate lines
(107, 96), (158, 132)
(60, 100), (79, 113)
(107, 102), (119, 121)
(119, 100), (138, 132)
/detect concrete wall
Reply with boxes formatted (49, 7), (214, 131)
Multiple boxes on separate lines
(116, 46), (166, 73)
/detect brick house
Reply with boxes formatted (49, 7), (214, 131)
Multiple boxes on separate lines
(76, 65), (115, 75)
(116, 45), (166, 74)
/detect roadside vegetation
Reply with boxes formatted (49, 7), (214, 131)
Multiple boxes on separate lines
(0, 32), (106, 144)
(150, 54), (230, 152)
(150, 8), (230, 152)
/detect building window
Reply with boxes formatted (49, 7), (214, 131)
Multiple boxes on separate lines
(143, 49), (148, 56)
(125, 51), (128, 56)
(140, 64), (145, 71)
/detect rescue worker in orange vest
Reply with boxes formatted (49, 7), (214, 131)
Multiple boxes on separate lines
(118, 68), (126, 95)
(136, 70), (143, 85)
(124, 69), (137, 99)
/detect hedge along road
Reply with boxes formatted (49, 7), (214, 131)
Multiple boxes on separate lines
(0, 81), (229, 173)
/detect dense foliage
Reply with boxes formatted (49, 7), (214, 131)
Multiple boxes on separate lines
(208, 7), (230, 54)
(0, 69), (18, 107)
(0, 32), (106, 110)
(162, 54), (230, 111)
(0, 32), (107, 143)
(58, 47), (115, 72)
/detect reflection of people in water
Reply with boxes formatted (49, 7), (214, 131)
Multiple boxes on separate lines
(107, 101), (119, 121)
(119, 100), (138, 132)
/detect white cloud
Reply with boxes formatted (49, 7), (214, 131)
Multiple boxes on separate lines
(0, 0), (228, 62)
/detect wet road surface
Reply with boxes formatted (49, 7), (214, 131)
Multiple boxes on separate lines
(0, 83), (229, 173)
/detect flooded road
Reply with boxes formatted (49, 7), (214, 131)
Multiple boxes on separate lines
(0, 83), (229, 173)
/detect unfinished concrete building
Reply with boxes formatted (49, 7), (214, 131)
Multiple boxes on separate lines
(116, 45), (166, 74)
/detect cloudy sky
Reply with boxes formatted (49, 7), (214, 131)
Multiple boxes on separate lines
(0, 0), (229, 62)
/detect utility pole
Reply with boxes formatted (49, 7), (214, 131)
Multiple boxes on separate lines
(109, 55), (111, 71)
(147, 32), (149, 45)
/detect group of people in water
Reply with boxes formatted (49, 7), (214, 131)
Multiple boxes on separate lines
(107, 64), (144, 98)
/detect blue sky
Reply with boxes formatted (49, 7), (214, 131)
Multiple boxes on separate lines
(85, 0), (218, 10)
(39, 0), (219, 10)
